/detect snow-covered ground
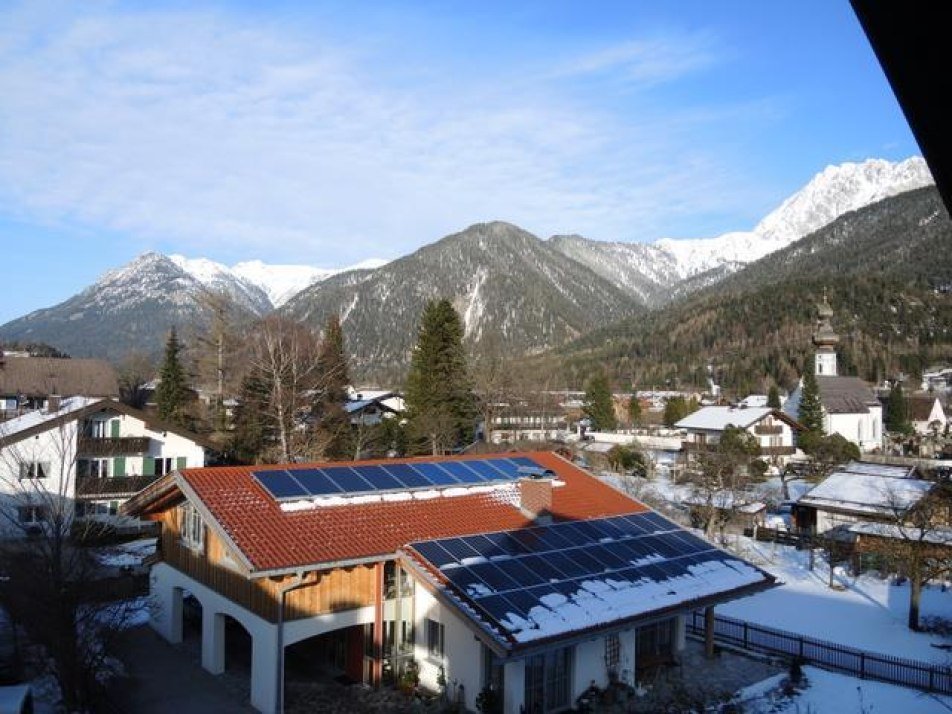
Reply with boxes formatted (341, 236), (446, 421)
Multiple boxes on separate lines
(91, 538), (156, 568)
(599, 466), (952, 664)
(737, 666), (952, 713)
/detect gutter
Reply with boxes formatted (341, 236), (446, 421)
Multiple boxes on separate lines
(276, 571), (307, 714)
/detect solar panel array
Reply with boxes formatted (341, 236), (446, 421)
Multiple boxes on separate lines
(252, 456), (543, 501)
(409, 512), (748, 639)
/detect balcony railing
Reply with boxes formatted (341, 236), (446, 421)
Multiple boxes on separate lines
(75, 475), (160, 499)
(78, 436), (151, 456)
(754, 425), (783, 435)
(682, 441), (794, 456)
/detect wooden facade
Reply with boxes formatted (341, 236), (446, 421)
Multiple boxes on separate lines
(158, 506), (378, 623)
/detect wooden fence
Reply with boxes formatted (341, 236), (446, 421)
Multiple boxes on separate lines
(687, 610), (952, 695)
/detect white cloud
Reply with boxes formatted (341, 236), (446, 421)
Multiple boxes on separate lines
(0, 4), (777, 265)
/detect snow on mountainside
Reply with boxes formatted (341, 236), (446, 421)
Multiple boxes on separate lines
(171, 255), (390, 308)
(655, 157), (933, 280)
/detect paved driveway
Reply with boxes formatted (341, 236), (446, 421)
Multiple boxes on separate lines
(106, 625), (256, 713)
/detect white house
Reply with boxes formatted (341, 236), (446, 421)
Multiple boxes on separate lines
(0, 397), (208, 536)
(907, 395), (947, 435)
(784, 296), (883, 452)
(675, 406), (800, 459)
(124, 451), (774, 714)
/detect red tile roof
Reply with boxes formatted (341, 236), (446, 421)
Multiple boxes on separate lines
(173, 451), (646, 574)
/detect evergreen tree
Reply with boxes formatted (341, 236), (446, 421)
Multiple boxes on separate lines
(885, 381), (913, 434)
(155, 327), (189, 426)
(663, 395), (696, 427)
(767, 385), (781, 409)
(404, 300), (476, 455)
(231, 369), (270, 463)
(314, 315), (353, 459)
(583, 372), (617, 431)
(797, 369), (824, 435)
(627, 393), (642, 427)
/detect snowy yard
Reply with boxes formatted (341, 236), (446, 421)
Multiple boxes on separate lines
(720, 536), (952, 663)
(90, 538), (156, 569)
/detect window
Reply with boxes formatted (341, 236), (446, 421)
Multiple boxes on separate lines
(180, 502), (205, 550)
(18, 505), (48, 524)
(18, 462), (49, 479)
(524, 647), (572, 712)
(426, 618), (444, 659)
(155, 457), (173, 477)
(604, 633), (620, 671)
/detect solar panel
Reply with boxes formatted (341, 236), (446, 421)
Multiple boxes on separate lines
(414, 462), (459, 486)
(406, 511), (765, 645)
(253, 470), (308, 499)
(381, 463), (431, 489)
(437, 461), (484, 484)
(292, 469), (345, 496)
(465, 459), (510, 481)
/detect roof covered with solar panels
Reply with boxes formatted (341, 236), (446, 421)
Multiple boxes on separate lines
(123, 451), (651, 573)
(402, 511), (775, 651)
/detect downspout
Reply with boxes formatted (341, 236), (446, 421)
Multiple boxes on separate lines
(276, 572), (307, 714)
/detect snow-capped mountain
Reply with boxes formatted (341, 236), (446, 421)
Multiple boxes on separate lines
(654, 156), (934, 281)
(171, 255), (390, 308)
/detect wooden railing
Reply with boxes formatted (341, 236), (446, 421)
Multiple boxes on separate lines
(754, 425), (783, 435)
(78, 436), (151, 456)
(75, 475), (160, 498)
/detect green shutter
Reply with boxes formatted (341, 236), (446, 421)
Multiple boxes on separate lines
(110, 419), (121, 438)
(143, 457), (155, 476)
(113, 457), (126, 477)
(176, 456), (187, 470)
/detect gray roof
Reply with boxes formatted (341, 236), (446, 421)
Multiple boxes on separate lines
(816, 376), (879, 414)
(799, 473), (933, 516)
(0, 356), (118, 398)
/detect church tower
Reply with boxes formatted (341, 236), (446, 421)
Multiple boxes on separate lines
(813, 292), (839, 376)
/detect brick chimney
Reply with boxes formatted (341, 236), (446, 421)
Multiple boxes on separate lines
(47, 394), (61, 412)
(519, 475), (554, 522)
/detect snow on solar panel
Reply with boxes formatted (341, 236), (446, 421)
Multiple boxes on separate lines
(254, 457), (541, 501)
(408, 512), (769, 644)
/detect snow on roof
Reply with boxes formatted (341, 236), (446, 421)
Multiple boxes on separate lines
(799, 473), (934, 515)
(0, 396), (99, 440)
(848, 521), (952, 546)
(841, 461), (917, 479)
(675, 406), (774, 431)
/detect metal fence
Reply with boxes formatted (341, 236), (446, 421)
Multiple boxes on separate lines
(687, 610), (952, 695)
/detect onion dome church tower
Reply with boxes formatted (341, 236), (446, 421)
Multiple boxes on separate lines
(813, 292), (839, 376)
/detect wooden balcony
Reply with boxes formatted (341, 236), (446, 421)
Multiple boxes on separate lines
(76, 475), (160, 499)
(682, 441), (794, 456)
(78, 436), (151, 456)
(754, 425), (783, 435)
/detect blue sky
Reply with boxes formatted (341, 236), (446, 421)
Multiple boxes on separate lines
(0, 0), (920, 324)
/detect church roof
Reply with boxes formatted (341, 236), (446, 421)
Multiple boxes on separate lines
(816, 376), (880, 414)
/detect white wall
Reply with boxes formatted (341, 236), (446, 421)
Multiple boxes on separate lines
(412, 580), (484, 711)
(827, 406), (882, 453)
(0, 420), (79, 536)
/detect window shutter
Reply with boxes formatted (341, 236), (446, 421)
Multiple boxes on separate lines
(113, 457), (126, 477)
(176, 456), (187, 470)
(110, 419), (121, 438)
(143, 457), (155, 476)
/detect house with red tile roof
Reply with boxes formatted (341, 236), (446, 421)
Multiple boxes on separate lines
(124, 450), (774, 714)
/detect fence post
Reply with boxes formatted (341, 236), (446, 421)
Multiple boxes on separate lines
(860, 653), (865, 679)
(743, 621), (749, 650)
(929, 667), (934, 691)
(798, 636), (803, 659)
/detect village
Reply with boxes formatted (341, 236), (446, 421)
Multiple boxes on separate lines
(0, 294), (951, 714)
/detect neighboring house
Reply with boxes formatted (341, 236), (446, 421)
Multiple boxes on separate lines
(794, 468), (936, 534)
(907, 395), (947, 435)
(0, 355), (118, 420)
(345, 390), (405, 427)
(920, 366), (952, 393)
(0, 397), (208, 535)
(784, 297), (883, 452)
(675, 406), (801, 460)
(124, 451), (774, 714)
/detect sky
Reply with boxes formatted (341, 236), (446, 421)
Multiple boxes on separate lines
(0, 0), (921, 324)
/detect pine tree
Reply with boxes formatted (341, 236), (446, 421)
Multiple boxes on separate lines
(885, 381), (912, 435)
(767, 385), (781, 409)
(314, 315), (353, 459)
(628, 392), (642, 426)
(404, 300), (476, 455)
(155, 327), (189, 426)
(583, 372), (617, 431)
(798, 369), (824, 434)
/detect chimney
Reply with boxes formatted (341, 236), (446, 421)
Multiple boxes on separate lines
(518, 466), (555, 522)
(47, 394), (61, 412)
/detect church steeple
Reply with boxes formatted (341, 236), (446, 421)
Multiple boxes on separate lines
(812, 290), (839, 376)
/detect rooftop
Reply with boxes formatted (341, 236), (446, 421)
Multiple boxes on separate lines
(129, 451), (647, 574)
(675, 406), (779, 431)
(798, 472), (934, 516)
(816, 376), (879, 414)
